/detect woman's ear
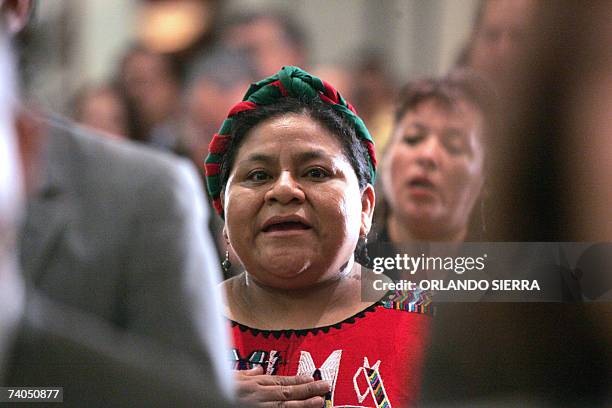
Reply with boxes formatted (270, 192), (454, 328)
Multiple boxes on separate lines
(220, 188), (226, 220)
(360, 183), (375, 236)
(222, 226), (229, 245)
(220, 189), (229, 243)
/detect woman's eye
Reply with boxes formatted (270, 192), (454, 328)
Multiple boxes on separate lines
(247, 170), (271, 182)
(402, 134), (424, 146)
(444, 134), (471, 156)
(446, 143), (465, 155)
(305, 167), (329, 179)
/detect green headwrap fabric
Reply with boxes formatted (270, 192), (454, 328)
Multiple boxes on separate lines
(205, 66), (377, 216)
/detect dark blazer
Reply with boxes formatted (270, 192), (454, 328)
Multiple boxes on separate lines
(19, 116), (231, 393)
(4, 293), (235, 408)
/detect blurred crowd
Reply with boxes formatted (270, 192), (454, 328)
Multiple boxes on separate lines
(64, 1), (499, 255)
(2, 0), (612, 406)
(67, 0), (612, 255)
(65, 3), (422, 260)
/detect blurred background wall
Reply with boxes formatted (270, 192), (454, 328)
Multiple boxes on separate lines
(23, 0), (478, 113)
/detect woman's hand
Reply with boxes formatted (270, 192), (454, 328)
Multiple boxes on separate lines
(234, 366), (331, 407)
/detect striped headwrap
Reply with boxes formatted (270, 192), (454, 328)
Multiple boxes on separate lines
(204, 66), (377, 216)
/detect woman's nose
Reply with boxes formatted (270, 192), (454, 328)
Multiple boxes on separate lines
(265, 171), (305, 204)
(415, 137), (441, 170)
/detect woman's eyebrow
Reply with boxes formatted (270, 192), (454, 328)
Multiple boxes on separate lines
(406, 123), (427, 132)
(295, 150), (330, 162)
(240, 149), (333, 165)
(444, 128), (468, 138)
(241, 153), (275, 165)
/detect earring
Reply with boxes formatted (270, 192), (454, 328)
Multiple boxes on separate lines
(356, 235), (371, 266)
(221, 250), (232, 274)
(362, 236), (371, 265)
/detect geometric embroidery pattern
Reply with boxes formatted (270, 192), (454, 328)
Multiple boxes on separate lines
(265, 350), (280, 375)
(381, 289), (434, 315)
(231, 349), (268, 371)
(298, 350), (342, 408)
(353, 357), (392, 408)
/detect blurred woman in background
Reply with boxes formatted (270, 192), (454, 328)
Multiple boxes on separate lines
(375, 70), (494, 244)
(116, 45), (183, 152)
(72, 83), (130, 139)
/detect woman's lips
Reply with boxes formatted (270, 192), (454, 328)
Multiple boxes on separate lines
(409, 175), (435, 188)
(261, 215), (313, 236)
(406, 177), (437, 199)
(263, 221), (311, 232)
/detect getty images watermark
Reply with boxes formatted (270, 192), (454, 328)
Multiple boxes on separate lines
(371, 252), (540, 292)
(362, 242), (612, 302)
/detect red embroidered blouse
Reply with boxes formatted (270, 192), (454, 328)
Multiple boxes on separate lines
(230, 291), (432, 408)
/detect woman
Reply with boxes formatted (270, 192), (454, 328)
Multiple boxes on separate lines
(376, 71), (494, 244)
(205, 67), (431, 407)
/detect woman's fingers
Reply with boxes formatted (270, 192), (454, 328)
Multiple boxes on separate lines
(236, 370), (315, 386)
(257, 379), (331, 401)
(260, 396), (325, 408)
(234, 369), (331, 407)
(241, 365), (265, 376)
(261, 374), (316, 386)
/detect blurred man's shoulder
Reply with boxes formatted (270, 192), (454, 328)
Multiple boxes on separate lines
(46, 115), (186, 170)
(44, 114), (197, 190)
(6, 292), (233, 408)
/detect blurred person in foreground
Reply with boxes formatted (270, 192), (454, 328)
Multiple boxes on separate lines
(204, 66), (432, 407)
(484, 0), (611, 244)
(457, 0), (538, 93)
(375, 71), (493, 245)
(5, 0), (233, 398)
(0, 11), (233, 408)
(420, 1), (612, 406)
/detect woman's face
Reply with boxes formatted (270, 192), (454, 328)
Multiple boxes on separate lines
(382, 99), (485, 240)
(223, 114), (374, 289)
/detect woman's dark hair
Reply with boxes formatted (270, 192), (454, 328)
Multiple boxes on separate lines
(218, 96), (372, 193)
(394, 69), (496, 130)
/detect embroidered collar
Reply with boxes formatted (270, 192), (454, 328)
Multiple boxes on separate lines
(229, 300), (382, 339)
